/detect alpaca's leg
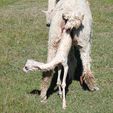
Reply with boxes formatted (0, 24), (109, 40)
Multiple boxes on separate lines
(40, 71), (53, 101)
(62, 62), (68, 109)
(40, 46), (57, 100)
(57, 68), (62, 98)
(80, 44), (99, 91)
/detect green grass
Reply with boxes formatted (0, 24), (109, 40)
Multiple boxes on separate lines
(0, 0), (113, 113)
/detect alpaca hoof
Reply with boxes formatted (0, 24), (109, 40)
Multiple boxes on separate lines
(62, 104), (67, 109)
(40, 96), (47, 103)
(80, 74), (99, 91)
(90, 86), (99, 91)
(58, 90), (62, 98)
(40, 89), (47, 99)
(84, 77), (99, 91)
(59, 93), (62, 99)
(94, 86), (99, 91)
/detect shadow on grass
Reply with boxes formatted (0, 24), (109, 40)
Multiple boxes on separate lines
(29, 89), (41, 95)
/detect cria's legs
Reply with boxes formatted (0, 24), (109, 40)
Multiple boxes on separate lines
(62, 62), (68, 109)
(80, 44), (99, 91)
(57, 68), (62, 98)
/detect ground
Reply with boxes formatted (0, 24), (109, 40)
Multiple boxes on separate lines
(0, 0), (113, 113)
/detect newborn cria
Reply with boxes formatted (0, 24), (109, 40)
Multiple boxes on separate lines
(23, 29), (72, 109)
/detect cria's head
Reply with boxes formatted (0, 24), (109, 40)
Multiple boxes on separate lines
(23, 59), (36, 73)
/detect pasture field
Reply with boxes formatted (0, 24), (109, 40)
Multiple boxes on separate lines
(0, 0), (113, 113)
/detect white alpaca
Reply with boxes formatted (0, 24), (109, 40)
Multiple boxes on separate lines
(40, 0), (99, 100)
(23, 12), (84, 109)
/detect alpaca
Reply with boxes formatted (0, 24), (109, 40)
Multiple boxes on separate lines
(23, 12), (84, 109)
(40, 0), (99, 100)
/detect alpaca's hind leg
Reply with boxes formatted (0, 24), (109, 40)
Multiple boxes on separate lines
(40, 71), (53, 102)
(40, 45), (57, 100)
(57, 68), (62, 98)
(62, 63), (68, 109)
(80, 44), (99, 91)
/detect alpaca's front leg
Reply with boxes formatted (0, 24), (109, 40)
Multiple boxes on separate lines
(62, 62), (68, 109)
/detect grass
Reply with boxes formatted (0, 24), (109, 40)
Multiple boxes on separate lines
(0, 0), (113, 113)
